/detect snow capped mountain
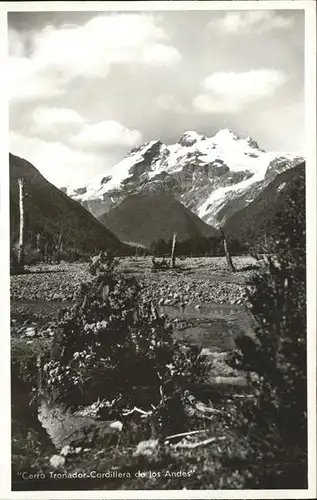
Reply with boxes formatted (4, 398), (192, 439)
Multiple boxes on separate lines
(68, 129), (304, 226)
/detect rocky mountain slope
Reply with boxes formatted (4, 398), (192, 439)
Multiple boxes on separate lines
(223, 161), (305, 244)
(67, 129), (303, 227)
(10, 153), (123, 254)
(98, 192), (219, 247)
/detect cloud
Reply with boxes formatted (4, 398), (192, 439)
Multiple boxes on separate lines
(8, 10), (304, 190)
(193, 94), (241, 114)
(9, 14), (181, 104)
(71, 120), (142, 152)
(155, 94), (187, 113)
(204, 69), (288, 99)
(211, 11), (294, 34)
(32, 107), (84, 137)
(9, 56), (67, 102)
(141, 44), (181, 66)
(11, 107), (143, 185)
(193, 69), (288, 113)
(10, 132), (109, 187)
(12, 105), (142, 185)
(8, 28), (27, 57)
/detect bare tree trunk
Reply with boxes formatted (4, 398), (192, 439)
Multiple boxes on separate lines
(36, 353), (43, 400)
(219, 227), (236, 272)
(18, 178), (25, 268)
(44, 242), (48, 263)
(56, 231), (62, 263)
(170, 232), (177, 269)
(36, 232), (41, 252)
(57, 231), (62, 251)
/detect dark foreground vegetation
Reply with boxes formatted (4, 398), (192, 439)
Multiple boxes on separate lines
(11, 168), (307, 491)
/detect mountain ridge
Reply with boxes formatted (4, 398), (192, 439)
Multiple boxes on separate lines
(98, 192), (219, 248)
(223, 161), (305, 244)
(9, 153), (123, 254)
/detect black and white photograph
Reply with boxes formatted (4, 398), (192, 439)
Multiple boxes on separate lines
(2, 0), (316, 497)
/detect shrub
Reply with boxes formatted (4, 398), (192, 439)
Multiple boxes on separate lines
(229, 167), (307, 488)
(11, 244), (42, 266)
(11, 337), (52, 405)
(42, 253), (208, 432)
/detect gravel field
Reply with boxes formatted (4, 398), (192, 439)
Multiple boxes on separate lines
(11, 256), (257, 305)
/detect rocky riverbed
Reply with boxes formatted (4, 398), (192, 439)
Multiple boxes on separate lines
(11, 256), (257, 369)
(11, 256), (257, 308)
(139, 273), (248, 307)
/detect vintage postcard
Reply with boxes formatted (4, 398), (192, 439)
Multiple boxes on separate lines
(0, 1), (316, 498)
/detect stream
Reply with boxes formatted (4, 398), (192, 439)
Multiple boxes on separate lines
(161, 302), (255, 352)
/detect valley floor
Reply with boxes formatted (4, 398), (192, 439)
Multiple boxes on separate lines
(11, 255), (257, 306)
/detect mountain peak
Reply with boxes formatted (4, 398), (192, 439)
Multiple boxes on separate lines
(178, 131), (207, 147)
(246, 136), (260, 149)
(211, 128), (238, 142)
(126, 139), (162, 158)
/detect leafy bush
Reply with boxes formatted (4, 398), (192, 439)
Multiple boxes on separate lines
(42, 253), (208, 427)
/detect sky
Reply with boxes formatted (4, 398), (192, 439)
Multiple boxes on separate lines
(8, 8), (305, 188)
